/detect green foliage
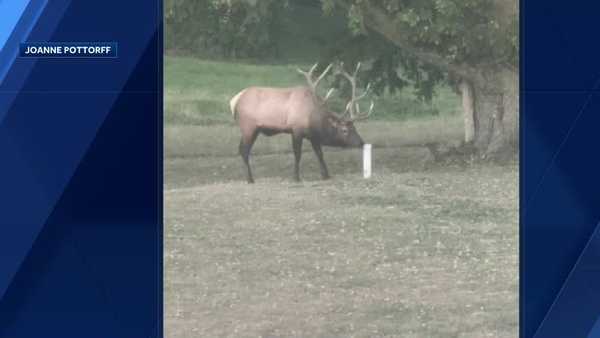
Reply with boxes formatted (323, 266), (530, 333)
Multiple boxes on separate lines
(329, 0), (518, 67)
(321, 0), (518, 99)
(165, 0), (288, 58)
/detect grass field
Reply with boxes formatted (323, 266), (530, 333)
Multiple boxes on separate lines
(164, 56), (461, 126)
(164, 57), (518, 337)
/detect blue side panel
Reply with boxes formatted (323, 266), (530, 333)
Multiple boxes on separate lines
(588, 315), (600, 338)
(0, 0), (47, 85)
(522, 0), (600, 337)
(0, 0), (162, 337)
(0, 37), (161, 337)
(0, 0), (31, 49)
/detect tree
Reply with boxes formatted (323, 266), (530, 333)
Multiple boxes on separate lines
(322, 0), (518, 157)
(165, 0), (288, 58)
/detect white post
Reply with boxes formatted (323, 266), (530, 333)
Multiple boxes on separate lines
(363, 144), (372, 178)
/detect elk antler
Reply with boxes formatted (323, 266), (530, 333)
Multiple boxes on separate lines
(297, 63), (334, 98)
(323, 88), (336, 101)
(336, 62), (374, 121)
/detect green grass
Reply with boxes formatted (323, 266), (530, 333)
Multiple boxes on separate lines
(165, 56), (462, 126)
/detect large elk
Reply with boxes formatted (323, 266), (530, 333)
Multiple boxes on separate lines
(229, 62), (374, 183)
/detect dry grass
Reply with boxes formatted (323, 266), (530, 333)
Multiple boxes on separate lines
(164, 123), (518, 337)
(164, 57), (517, 338)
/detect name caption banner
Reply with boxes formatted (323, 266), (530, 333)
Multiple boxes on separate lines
(19, 42), (118, 58)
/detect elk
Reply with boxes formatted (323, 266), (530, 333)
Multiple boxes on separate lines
(229, 62), (374, 183)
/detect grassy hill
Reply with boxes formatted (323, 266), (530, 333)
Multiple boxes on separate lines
(164, 56), (461, 126)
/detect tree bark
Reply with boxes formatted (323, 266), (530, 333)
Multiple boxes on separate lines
(472, 86), (502, 154)
(459, 80), (476, 144)
(499, 68), (519, 149)
(470, 68), (518, 158)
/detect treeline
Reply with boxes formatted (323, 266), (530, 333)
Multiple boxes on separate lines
(165, 0), (291, 58)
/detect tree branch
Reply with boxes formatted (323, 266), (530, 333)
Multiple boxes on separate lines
(332, 0), (480, 82)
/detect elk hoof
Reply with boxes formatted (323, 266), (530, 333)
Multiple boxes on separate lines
(247, 179), (255, 184)
(322, 174), (331, 180)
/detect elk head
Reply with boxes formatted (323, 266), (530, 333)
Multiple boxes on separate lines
(297, 62), (373, 148)
(324, 62), (374, 147)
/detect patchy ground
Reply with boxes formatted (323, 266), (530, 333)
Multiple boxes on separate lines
(164, 56), (517, 337)
(164, 127), (518, 337)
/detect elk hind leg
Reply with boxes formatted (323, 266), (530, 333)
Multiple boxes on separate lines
(310, 139), (330, 180)
(292, 134), (303, 182)
(239, 131), (258, 184)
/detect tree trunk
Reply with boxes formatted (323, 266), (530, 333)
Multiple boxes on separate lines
(459, 80), (475, 144)
(500, 68), (519, 149)
(471, 68), (518, 158)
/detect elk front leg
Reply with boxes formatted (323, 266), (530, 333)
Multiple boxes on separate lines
(292, 134), (303, 182)
(310, 139), (330, 180)
(239, 131), (258, 184)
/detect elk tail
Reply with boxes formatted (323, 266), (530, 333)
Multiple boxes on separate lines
(229, 89), (246, 120)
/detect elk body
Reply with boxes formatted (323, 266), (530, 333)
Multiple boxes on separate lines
(230, 63), (373, 183)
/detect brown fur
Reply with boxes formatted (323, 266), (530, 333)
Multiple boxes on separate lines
(231, 86), (364, 184)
